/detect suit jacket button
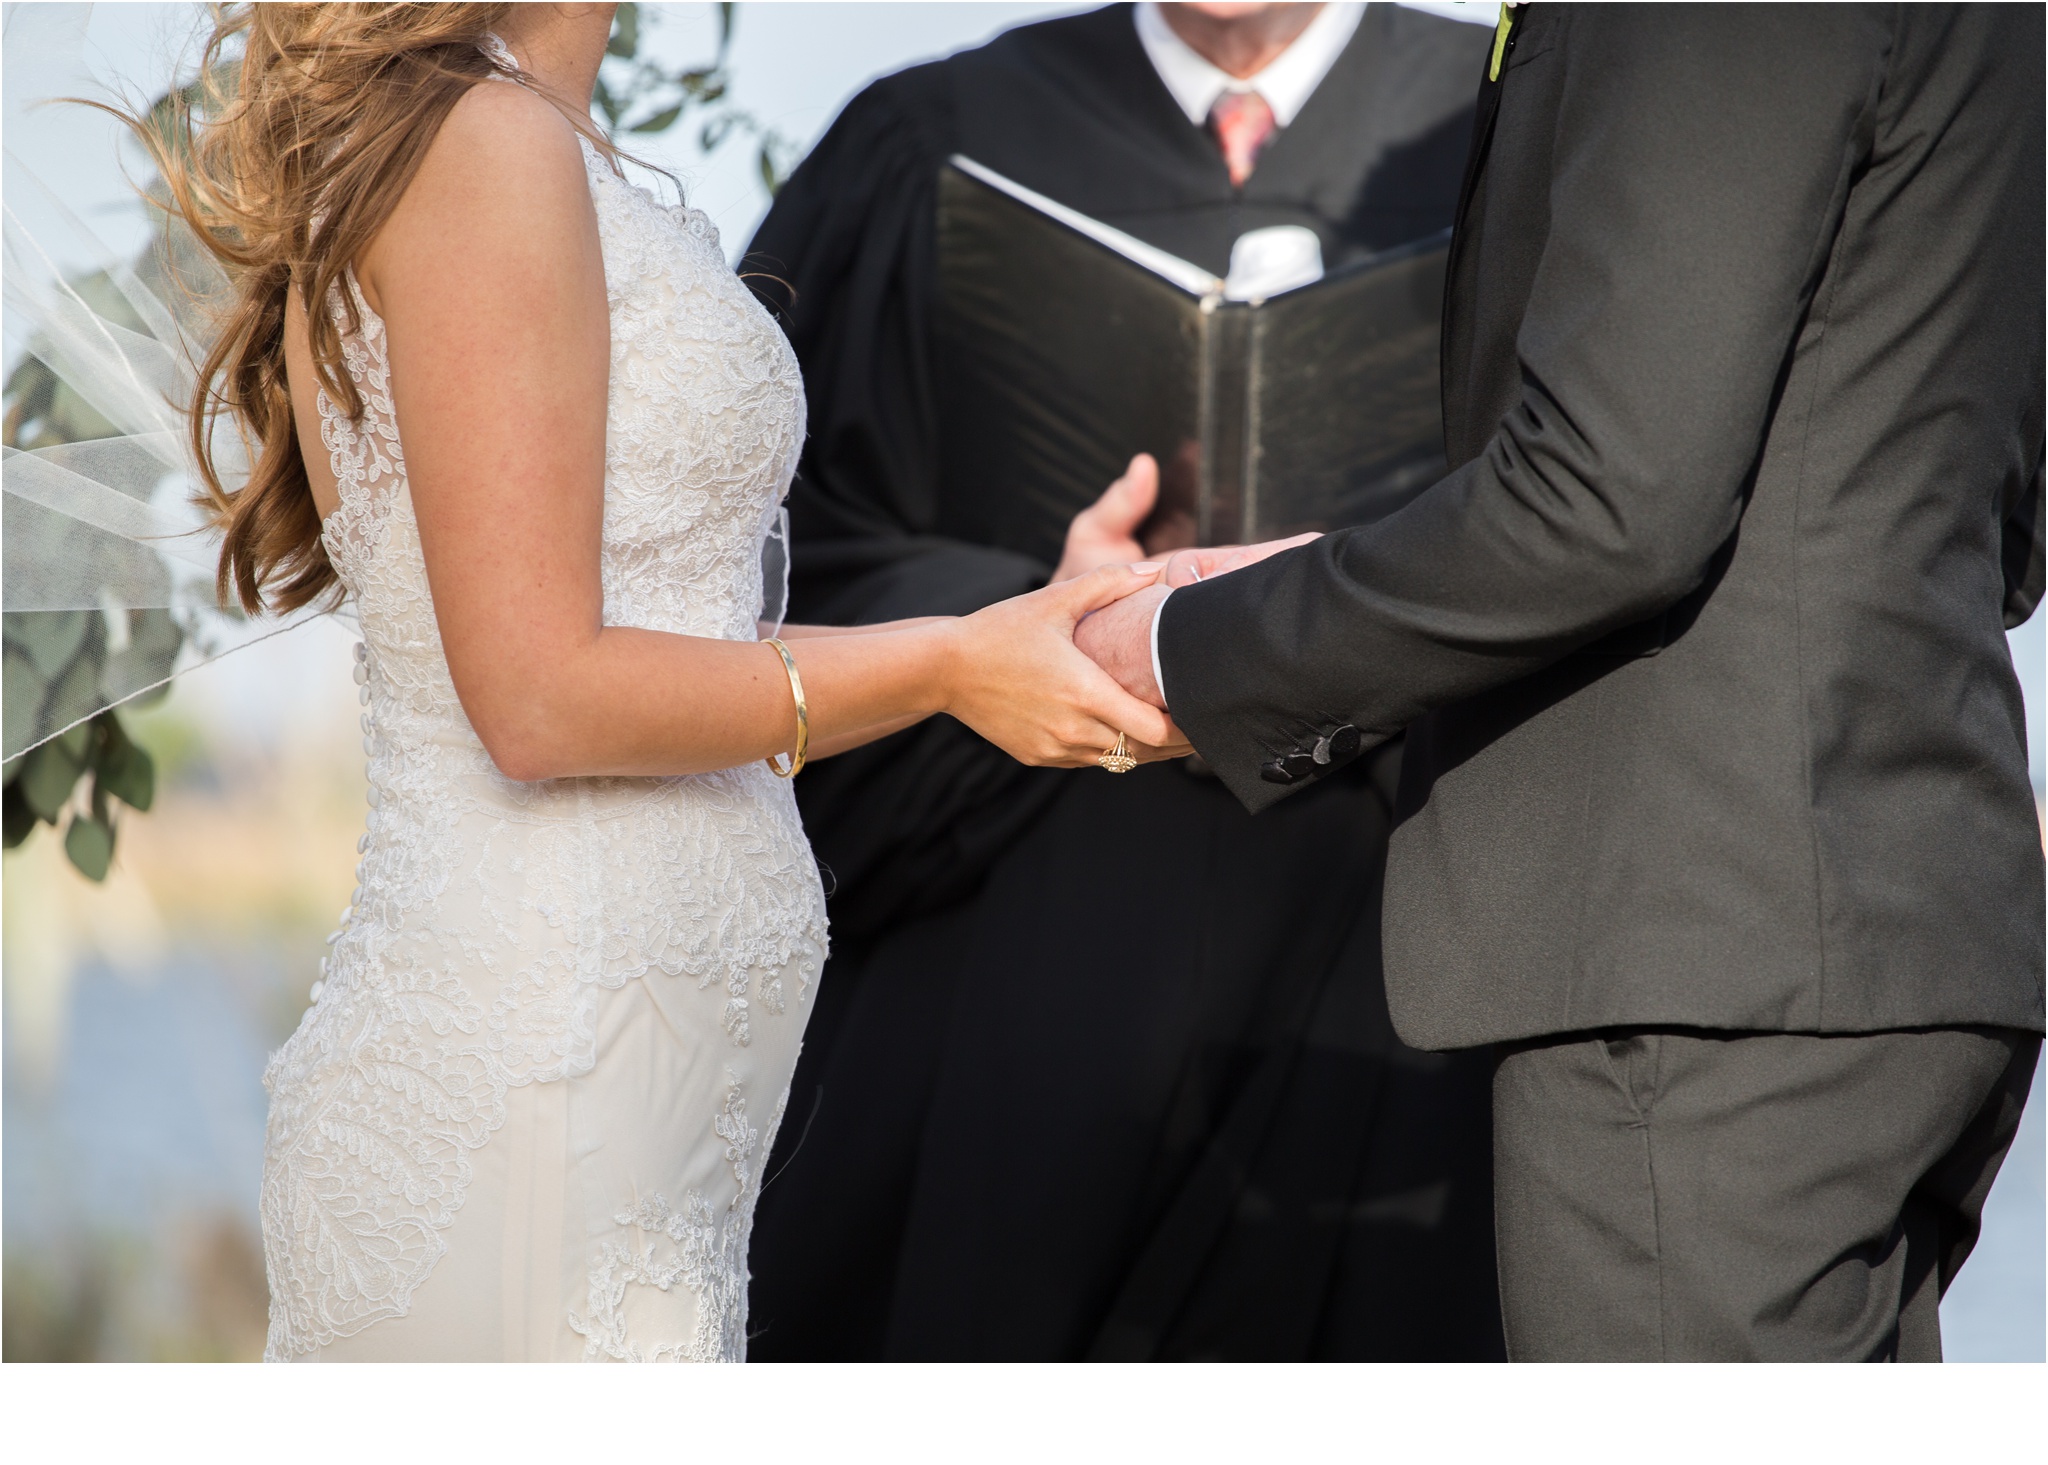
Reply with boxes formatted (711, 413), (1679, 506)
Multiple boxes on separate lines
(1327, 725), (1363, 762)
(1260, 751), (1318, 785)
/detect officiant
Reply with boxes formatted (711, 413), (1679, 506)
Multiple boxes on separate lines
(744, 1), (1501, 1361)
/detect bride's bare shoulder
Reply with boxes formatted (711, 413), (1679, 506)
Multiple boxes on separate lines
(361, 79), (596, 304)
(441, 75), (586, 162)
(419, 78), (589, 208)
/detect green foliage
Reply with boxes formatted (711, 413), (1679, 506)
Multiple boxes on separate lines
(64, 802), (116, 881)
(1, 566), (181, 880)
(0, 598), (180, 884)
(595, 2), (797, 194)
(2, 65), (211, 879)
(2, 606), (182, 737)
(3, 704), (157, 880)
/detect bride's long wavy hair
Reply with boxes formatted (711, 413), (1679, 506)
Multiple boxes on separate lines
(125, 3), (585, 615)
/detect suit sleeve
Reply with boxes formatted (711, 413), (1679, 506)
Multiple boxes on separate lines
(2003, 450), (2045, 631)
(1158, 8), (1886, 812)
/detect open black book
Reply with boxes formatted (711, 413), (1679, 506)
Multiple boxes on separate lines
(933, 156), (1451, 563)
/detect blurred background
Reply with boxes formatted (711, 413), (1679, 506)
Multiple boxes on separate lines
(3, 1), (2041, 1362)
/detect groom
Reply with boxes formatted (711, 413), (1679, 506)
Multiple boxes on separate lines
(1083, 5), (2046, 1359)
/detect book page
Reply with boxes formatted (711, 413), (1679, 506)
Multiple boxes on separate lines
(948, 155), (1222, 299)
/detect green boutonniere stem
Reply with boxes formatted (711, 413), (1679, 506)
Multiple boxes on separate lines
(1490, 4), (1516, 83)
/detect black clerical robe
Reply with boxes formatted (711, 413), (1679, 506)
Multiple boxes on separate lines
(743, 2), (1501, 1361)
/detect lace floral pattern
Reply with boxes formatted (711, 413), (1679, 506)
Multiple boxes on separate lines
(260, 130), (825, 1360)
(568, 1076), (789, 1362)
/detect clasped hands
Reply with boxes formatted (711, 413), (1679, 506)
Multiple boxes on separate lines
(940, 452), (1311, 771)
(1058, 453), (1316, 723)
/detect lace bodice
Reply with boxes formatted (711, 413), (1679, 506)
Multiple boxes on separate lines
(260, 120), (827, 1360)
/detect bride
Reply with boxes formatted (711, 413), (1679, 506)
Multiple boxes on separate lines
(138, 2), (1184, 1361)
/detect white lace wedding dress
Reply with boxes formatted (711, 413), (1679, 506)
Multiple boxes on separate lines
(258, 122), (827, 1362)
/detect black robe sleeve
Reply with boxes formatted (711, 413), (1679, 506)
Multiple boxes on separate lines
(745, 74), (1067, 949)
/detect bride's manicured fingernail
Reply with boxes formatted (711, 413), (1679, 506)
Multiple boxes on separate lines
(1130, 562), (1165, 574)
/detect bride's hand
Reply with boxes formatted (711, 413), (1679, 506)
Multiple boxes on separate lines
(939, 564), (1191, 767)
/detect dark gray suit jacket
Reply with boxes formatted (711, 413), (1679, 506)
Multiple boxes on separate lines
(1157, 4), (2046, 1049)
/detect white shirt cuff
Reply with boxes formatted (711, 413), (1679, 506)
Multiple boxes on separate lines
(1150, 588), (1173, 709)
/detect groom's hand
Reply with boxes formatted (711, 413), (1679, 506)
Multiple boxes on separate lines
(1159, 532), (1320, 587)
(1074, 580), (1171, 708)
(1074, 533), (1322, 710)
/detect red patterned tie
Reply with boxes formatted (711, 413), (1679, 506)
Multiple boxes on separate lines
(1208, 90), (1277, 187)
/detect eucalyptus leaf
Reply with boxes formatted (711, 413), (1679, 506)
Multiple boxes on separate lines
(8, 608), (90, 680)
(126, 679), (172, 711)
(97, 717), (155, 811)
(631, 104), (683, 134)
(56, 719), (92, 763)
(608, 3), (639, 58)
(45, 653), (103, 754)
(100, 606), (184, 704)
(3, 647), (40, 756)
(64, 810), (114, 881)
(17, 738), (81, 821)
(3, 782), (35, 847)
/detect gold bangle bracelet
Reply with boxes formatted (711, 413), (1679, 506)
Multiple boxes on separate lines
(763, 636), (808, 778)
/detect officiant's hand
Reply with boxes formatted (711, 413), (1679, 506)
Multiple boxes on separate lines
(944, 563), (1191, 766)
(1052, 453), (1159, 582)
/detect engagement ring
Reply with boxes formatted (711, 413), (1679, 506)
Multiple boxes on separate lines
(1098, 732), (1137, 774)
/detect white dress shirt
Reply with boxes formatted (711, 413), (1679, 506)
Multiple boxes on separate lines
(1134, 2), (1366, 129)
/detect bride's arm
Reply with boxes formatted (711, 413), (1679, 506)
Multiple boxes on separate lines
(764, 621), (938, 757)
(768, 618), (947, 640)
(359, 84), (1177, 782)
